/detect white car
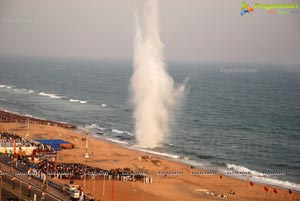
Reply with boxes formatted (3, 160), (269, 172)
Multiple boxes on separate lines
(63, 184), (80, 195)
(70, 189), (80, 198)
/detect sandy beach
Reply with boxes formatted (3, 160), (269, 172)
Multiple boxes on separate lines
(0, 121), (299, 201)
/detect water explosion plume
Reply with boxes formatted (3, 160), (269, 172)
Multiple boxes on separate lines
(130, 0), (185, 148)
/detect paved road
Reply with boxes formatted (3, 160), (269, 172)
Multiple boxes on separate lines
(1, 161), (70, 201)
(2, 186), (24, 201)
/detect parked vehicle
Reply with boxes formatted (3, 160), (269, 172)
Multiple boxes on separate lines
(70, 189), (80, 198)
(63, 184), (80, 195)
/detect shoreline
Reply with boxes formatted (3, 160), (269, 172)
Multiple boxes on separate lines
(86, 126), (300, 193)
(0, 109), (299, 200)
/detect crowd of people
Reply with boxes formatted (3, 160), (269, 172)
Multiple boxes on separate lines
(0, 132), (149, 185)
(0, 132), (149, 184)
(0, 110), (76, 129)
(31, 160), (144, 183)
(0, 111), (153, 201)
(0, 131), (53, 153)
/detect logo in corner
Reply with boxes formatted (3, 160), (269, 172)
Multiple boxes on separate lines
(240, 2), (254, 16)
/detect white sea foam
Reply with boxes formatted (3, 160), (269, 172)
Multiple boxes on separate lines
(101, 104), (107, 107)
(88, 124), (98, 129)
(167, 143), (181, 147)
(6, 86), (12, 89)
(105, 138), (129, 145)
(255, 176), (300, 191)
(97, 127), (105, 131)
(79, 101), (88, 104)
(69, 99), (80, 102)
(13, 89), (21, 92)
(226, 163), (265, 177)
(87, 124), (106, 131)
(125, 131), (134, 136)
(28, 90), (35, 93)
(38, 92), (62, 99)
(136, 149), (180, 159)
(226, 163), (300, 191)
(0, 85), (6, 88)
(112, 129), (124, 134)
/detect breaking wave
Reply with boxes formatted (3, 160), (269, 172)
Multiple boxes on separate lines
(38, 92), (62, 99)
(226, 163), (300, 191)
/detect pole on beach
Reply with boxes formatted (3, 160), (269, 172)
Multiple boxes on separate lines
(84, 163), (87, 188)
(111, 179), (115, 201)
(143, 174), (146, 192)
(45, 160), (49, 190)
(84, 125), (90, 189)
(132, 173), (134, 190)
(85, 125), (90, 159)
(0, 168), (2, 201)
(12, 138), (16, 173)
(19, 180), (22, 201)
(28, 173), (32, 198)
(102, 174), (106, 197)
(26, 116), (30, 139)
(92, 175), (95, 192)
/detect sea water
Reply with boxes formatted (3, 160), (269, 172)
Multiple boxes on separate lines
(0, 57), (299, 190)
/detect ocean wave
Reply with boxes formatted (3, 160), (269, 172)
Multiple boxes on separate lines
(0, 84), (35, 94)
(226, 163), (300, 191)
(178, 158), (208, 168)
(96, 132), (106, 136)
(69, 99), (80, 102)
(79, 101), (88, 104)
(112, 129), (124, 134)
(101, 104), (107, 107)
(38, 92), (62, 99)
(136, 149), (180, 159)
(166, 143), (182, 147)
(28, 90), (35, 93)
(88, 124), (98, 129)
(255, 176), (300, 191)
(125, 131), (134, 136)
(226, 163), (265, 177)
(87, 124), (106, 131)
(97, 126), (106, 131)
(105, 138), (129, 145)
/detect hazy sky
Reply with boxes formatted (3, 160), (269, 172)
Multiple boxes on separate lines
(0, 0), (299, 64)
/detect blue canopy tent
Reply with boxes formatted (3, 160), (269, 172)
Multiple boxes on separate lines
(36, 139), (73, 151)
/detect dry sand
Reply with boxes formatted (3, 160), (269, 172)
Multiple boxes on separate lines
(0, 122), (299, 201)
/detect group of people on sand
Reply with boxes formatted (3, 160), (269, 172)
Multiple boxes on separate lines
(0, 132), (135, 181)
(0, 131), (52, 152)
(0, 110), (76, 129)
